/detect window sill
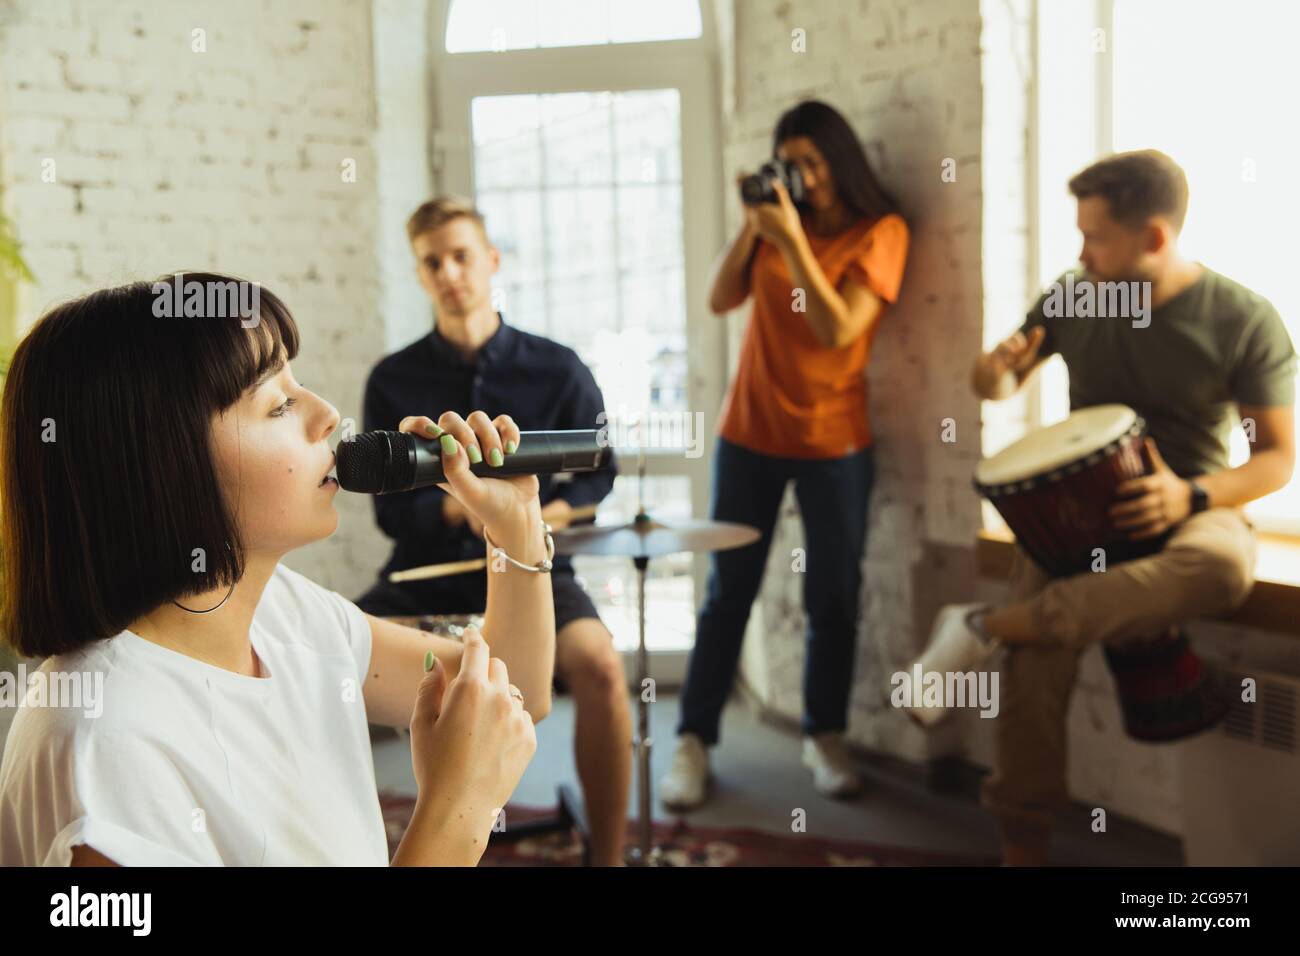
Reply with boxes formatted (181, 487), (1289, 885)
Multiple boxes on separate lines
(975, 527), (1300, 637)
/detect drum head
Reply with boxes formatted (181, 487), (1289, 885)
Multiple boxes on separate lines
(976, 404), (1137, 487)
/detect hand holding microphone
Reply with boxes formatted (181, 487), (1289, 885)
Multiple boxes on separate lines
(335, 411), (609, 552)
(336, 418), (608, 494)
(390, 411), (542, 551)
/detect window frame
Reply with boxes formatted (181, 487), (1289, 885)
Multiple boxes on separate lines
(443, 0), (705, 53)
(428, 0), (725, 662)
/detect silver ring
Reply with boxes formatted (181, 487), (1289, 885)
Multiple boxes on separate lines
(509, 687), (525, 704)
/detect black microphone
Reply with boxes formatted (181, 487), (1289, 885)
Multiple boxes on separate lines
(335, 429), (609, 494)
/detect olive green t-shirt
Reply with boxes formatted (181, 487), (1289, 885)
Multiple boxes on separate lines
(1019, 267), (1296, 478)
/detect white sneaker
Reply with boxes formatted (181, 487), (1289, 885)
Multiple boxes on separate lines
(902, 602), (1000, 728)
(802, 732), (862, 798)
(659, 733), (710, 810)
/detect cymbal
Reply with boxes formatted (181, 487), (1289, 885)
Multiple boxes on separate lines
(553, 514), (760, 558)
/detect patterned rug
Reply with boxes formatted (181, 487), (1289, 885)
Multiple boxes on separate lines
(379, 792), (995, 866)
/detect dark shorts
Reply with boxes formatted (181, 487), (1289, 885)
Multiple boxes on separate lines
(355, 569), (601, 633)
(356, 570), (604, 696)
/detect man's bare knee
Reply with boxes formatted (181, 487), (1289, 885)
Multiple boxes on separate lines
(558, 622), (625, 700)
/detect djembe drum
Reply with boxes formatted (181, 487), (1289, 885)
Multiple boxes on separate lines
(975, 404), (1227, 741)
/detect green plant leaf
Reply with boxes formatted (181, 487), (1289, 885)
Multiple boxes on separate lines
(0, 212), (36, 284)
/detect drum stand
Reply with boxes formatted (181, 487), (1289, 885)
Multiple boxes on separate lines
(625, 449), (664, 865)
(552, 445), (759, 867)
(625, 546), (660, 866)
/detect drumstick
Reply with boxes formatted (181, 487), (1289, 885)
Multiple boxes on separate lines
(389, 558), (486, 582)
(562, 503), (600, 523)
(388, 502), (602, 583)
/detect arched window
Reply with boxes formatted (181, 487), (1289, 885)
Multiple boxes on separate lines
(445, 0), (703, 52)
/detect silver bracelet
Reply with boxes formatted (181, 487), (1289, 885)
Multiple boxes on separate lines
(483, 521), (555, 574)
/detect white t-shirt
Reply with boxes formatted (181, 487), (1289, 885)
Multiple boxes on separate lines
(0, 563), (389, 866)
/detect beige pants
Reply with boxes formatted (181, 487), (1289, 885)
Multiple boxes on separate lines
(979, 507), (1256, 843)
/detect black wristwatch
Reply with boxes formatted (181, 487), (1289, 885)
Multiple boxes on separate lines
(1188, 480), (1209, 514)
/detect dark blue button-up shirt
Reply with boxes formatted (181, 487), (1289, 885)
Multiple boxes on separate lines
(363, 315), (617, 586)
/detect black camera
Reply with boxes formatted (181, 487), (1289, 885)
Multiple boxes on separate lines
(739, 159), (806, 206)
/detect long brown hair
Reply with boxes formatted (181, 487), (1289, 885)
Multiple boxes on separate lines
(773, 99), (900, 222)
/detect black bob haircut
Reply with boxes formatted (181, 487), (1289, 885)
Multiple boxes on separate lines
(772, 99), (901, 224)
(1, 272), (300, 659)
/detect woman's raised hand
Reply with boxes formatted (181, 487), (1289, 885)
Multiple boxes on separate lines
(398, 411), (541, 542)
(406, 630), (537, 864)
(745, 176), (803, 249)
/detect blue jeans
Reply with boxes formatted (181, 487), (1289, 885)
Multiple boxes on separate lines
(677, 437), (875, 745)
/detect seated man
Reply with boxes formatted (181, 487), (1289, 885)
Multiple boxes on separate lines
(918, 149), (1296, 865)
(357, 197), (630, 866)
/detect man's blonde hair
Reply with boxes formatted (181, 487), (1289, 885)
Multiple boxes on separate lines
(406, 196), (490, 244)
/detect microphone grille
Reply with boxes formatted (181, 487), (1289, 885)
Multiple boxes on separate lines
(336, 431), (413, 493)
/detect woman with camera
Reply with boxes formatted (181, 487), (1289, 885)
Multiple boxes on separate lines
(662, 100), (909, 806)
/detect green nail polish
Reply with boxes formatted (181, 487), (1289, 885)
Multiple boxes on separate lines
(467, 444), (483, 464)
(505, 439), (518, 455)
(423, 649), (434, 673)
(426, 422), (443, 437)
(489, 447), (504, 467)
(439, 433), (457, 456)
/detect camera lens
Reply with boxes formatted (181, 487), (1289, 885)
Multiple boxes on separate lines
(739, 174), (766, 205)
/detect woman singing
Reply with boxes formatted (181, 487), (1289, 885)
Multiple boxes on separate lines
(0, 274), (554, 865)
(662, 100), (910, 805)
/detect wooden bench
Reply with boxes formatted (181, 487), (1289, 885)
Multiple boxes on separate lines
(975, 527), (1300, 637)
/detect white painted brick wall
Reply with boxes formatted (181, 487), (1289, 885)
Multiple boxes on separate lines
(0, 0), (393, 596)
(372, 0), (435, 354)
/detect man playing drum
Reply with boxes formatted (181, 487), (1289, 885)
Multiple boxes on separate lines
(920, 150), (1296, 866)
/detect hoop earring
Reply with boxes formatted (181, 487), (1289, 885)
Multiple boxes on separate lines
(172, 579), (237, 614)
(172, 538), (239, 613)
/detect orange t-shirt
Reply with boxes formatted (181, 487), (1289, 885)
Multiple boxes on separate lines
(718, 212), (909, 459)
